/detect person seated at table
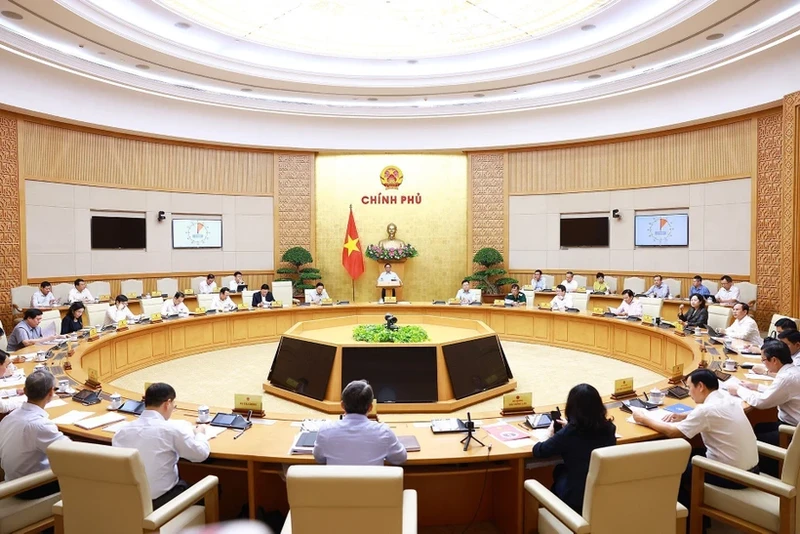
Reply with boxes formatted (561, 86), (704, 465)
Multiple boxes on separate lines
(632, 368), (759, 507)
(531, 269), (546, 291)
(532, 383), (616, 513)
(211, 287), (237, 312)
(592, 272), (608, 294)
(715, 275), (740, 305)
(751, 330), (800, 374)
(677, 294), (708, 328)
(104, 295), (138, 327)
(689, 275), (711, 299)
(549, 284), (573, 311)
(112, 382), (210, 510)
(644, 274), (670, 298)
(378, 263), (401, 300)
(772, 317), (798, 338)
(228, 271), (245, 292)
(505, 283), (526, 306)
(68, 278), (93, 303)
(560, 271), (578, 293)
(724, 302), (762, 347)
(199, 274), (217, 294)
(308, 282), (330, 304)
(161, 292), (190, 317)
(60, 301), (85, 335)
(251, 284), (275, 308)
(6, 309), (63, 351)
(455, 280), (478, 304)
(0, 371), (69, 499)
(608, 289), (642, 317)
(313, 380), (406, 466)
(30, 281), (57, 307)
(0, 352), (25, 413)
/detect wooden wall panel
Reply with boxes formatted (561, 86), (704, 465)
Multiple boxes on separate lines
(508, 120), (753, 194)
(274, 153), (315, 270)
(0, 116), (22, 331)
(781, 93), (800, 318)
(18, 121), (274, 195)
(468, 153), (507, 270)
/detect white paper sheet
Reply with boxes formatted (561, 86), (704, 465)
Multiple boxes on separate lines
(51, 410), (95, 424)
(413, 422), (431, 428)
(501, 438), (535, 449)
(75, 413), (126, 430)
(45, 399), (67, 409)
(745, 373), (774, 381)
(627, 408), (670, 426)
(102, 421), (128, 433)
(250, 419), (276, 426)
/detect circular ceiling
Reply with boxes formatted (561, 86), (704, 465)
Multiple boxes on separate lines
(155, 0), (614, 58)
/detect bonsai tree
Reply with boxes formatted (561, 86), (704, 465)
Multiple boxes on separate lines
(466, 247), (518, 295)
(275, 246), (321, 296)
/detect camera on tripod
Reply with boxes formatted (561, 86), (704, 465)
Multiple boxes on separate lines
(384, 313), (399, 331)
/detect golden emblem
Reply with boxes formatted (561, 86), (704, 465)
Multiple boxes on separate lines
(380, 166), (403, 190)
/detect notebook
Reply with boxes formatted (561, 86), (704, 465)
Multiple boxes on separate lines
(75, 412), (126, 430)
(398, 435), (421, 452)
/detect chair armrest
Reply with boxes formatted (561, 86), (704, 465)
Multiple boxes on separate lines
(402, 490), (417, 534)
(0, 469), (56, 499)
(692, 457), (795, 498)
(676, 503), (688, 519)
(142, 476), (219, 531)
(524, 480), (590, 534)
(780, 425), (796, 437)
(758, 441), (787, 461)
(52, 501), (62, 516)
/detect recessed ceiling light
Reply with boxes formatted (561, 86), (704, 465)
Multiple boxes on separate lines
(474, 93), (485, 98)
(175, 22), (191, 29)
(367, 97), (379, 101)
(581, 24), (596, 31)
(1, 10), (23, 20)
(588, 74), (601, 79)
(706, 33), (724, 40)
(240, 88), (253, 92)
(78, 44), (85, 48)
(407, 59), (418, 64)
(135, 64), (150, 70)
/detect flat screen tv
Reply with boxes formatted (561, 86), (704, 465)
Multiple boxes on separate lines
(442, 335), (511, 400)
(341, 346), (438, 403)
(634, 214), (689, 246)
(172, 219), (223, 249)
(90, 216), (146, 249)
(559, 217), (609, 247)
(268, 337), (336, 401)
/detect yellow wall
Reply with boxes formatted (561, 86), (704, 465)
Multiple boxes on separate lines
(316, 154), (467, 302)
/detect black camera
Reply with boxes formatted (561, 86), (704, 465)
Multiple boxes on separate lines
(384, 313), (399, 331)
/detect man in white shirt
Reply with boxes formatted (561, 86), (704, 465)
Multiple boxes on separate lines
(0, 371), (68, 499)
(715, 275), (740, 305)
(103, 295), (138, 327)
(644, 275), (670, 299)
(6, 309), (63, 351)
(0, 352), (25, 414)
(560, 271), (578, 293)
(725, 302), (762, 347)
(455, 280), (477, 304)
(549, 285), (573, 311)
(632, 368), (759, 506)
(199, 274), (217, 295)
(112, 383), (210, 509)
(68, 278), (93, 303)
(378, 263), (401, 299)
(753, 329), (800, 374)
(531, 269), (546, 291)
(609, 289), (642, 317)
(161, 292), (190, 317)
(228, 271), (245, 292)
(30, 281), (57, 308)
(308, 282), (330, 304)
(314, 380), (407, 466)
(211, 287), (237, 312)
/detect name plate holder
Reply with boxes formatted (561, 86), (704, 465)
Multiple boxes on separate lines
(194, 307), (207, 315)
(87, 327), (100, 342)
(150, 313), (163, 323)
(84, 367), (102, 390)
(522, 285), (534, 291)
(183, 289), (194, 295)
(320, 298), (334, 306)
(668, 363), (685, 384)
(641, 315), (654, 326)
(493, 299), (506, 307)
(233, 394), (265, 418)
(538, 303), (552, 310)
(673, 322), (686, 337)
(448, 298), (461, 305)
(126, 292), (139, 300)
(500, 392), (534, 416)
(591, 307), (605, 316)
(577, 287), (587, 293)
(383, 296), (397, 304)
(610, 377), (637, 401)
(271, 301), (283, 309)
(98, 294), (111, 302)
(116, 319), (129, 332)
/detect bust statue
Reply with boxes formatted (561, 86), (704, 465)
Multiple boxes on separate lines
(377, 223), (406, 250)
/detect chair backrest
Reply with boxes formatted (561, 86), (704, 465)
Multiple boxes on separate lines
(86, 303), (110, 328)
(286, 465), (404, 534)
(197, 294), (214, 310)
(468, 288), (482, 300)
(47, 440), (152, 534)
(52, 283), (73, 304)
(737, 282), (758, 307)
(190, 276), (206, 295)
(87, 281), (111, 298)
(119, 280), (143, 297)
(571, 293), (589, 312)
(663, 278), (681, 299)
(304, 289), (316, 302)
(542, 275), (555, 290)
(140, 297), (163, 317)
(0, 319), (7, 351)
(639, 297), (663, 318)
(40, 310), (61, 337)
(623, 277), (645, 294)
(604, 276), (618, 294)
(768, 314), (800, 337)
(707, 305), (733, 331)
(241, 290), (255, 306)
(583, 439), (690, 533)
(220, 276), (234, 290)
(11, 285), (37, 310)
(573, 275), (588, 289)
(156, 278), (179, 297)
(703, 280), (719, 294)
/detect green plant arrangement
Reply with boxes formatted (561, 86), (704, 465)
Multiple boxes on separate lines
(275, 246), (321, 295)
(352, 324), (430, 343)
(465, 247), (518, 295)
(365, 243), (419, 261)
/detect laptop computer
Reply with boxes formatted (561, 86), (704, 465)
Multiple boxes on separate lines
(236, 284), (248, 293)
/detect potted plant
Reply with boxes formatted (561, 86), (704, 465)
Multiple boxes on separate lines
(465, 247), (518, 303)
(275, 247), (321, 298)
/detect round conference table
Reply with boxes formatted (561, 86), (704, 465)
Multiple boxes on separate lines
(13, 303), (767, 533)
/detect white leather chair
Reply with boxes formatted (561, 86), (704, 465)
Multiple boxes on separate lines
(604, 276), (618, 294)
(468, 288), (482, 302)
(190, 277), (206, 295)
(768, 314), (800, 338)
(639, 297), (664, 318)
(738, 282), (758, 308)
(707, 305), (733, 331)
(140, 297), (163, 317)
(10, 286), (36, 314)
(624, 277), (646, 295)
(47, 440), (219, 534)
(542, 275), (555, 290)
(85, 303), (110, 328)
(241, 290), (255, 307)
(220, 276), (235, 291)
(0, 319), (7, 352)
(120, 280), (143, 297)
(663, 278), (681, 299)
(525, 439), (690, 534)
(0, 469), (59, 534)
(197, 294), (214, 310)
(690, 424), (799, 534)
(572, 274), (588, 289)
(39, 310), (61, 337)
(51, 283), (72, 305)
(156, 278), (178, 297)
(703, 280), (719, 295)
(87, 281), (111, 298)
(570, 293), (589, 312)
(304, 288), (316, 302)
(281, 465), (416, 534)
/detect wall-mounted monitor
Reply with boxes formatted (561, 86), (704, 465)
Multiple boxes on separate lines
(268, 337), (336, 401)
(90, 215), (146, 249)
(341, 346), (438, 403)
(442, 335), (511, 400)
(559, 216), (609, 247)
(635, 214), (689, 246)
(172, 219), (222, 249)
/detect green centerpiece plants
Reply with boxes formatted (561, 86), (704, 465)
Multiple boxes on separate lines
(352, 324), (429, 343)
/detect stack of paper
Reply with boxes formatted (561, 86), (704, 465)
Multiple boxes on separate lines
(627, 408), (670, 426)
(51, 411), (95, 425)
(75, 413), (126, 430)
(203, 426), (226, 440)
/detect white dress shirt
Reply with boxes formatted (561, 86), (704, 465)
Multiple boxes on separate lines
(68, 287), (93, 303)
(112, 410), (210, 499)
(103, 305), (137, 327)
(313, 414), (407, 466)
(378, 271), (400, 284)
(211, 295), (237, 312)
(531, 277), (547, 291)
(0, 402), (68, 480)
(716, 286), (741, 302)
(31, 290), (57, 308)
(0, 394), (25, 414)
(455, 289), (477, 304)
(549, 294), (574, 311)
(309, 289), (330, 304)
(161, 300), (190, 317)
(613, 299), (643, 317)
(198, 280), (217, 294)
(675, 390), (758, 470)
(736, 364), (800, 425)
(561, 279), (578, 292)
(725, 315), (762, 347)
(793, 349), (800, 367)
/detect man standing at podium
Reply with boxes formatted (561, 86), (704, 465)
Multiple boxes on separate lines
(378, 263), (401, 300)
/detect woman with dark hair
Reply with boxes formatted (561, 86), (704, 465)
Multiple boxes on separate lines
(532, 383), (617, 512)
(678, 294), (708, 328)
(60, 301), (85, 335)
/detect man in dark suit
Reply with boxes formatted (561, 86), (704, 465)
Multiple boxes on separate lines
(252, 284), (275, 308)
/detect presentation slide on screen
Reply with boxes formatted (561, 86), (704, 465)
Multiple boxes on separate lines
(172, 219), (222, 248)
(634, 214), (689, 246)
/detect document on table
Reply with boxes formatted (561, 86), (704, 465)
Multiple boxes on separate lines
(75, 412), (126, 430)
(45, 398), (67, 409)
(202, 425), (227, 440)
(745, 373), (774, 381)
(0, 374), (26, 388)
(102, 421), (129, 433)
(627, 408), (670, 426)
(51, 410), (95, 425)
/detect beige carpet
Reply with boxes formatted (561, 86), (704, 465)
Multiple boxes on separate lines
(111, 340), (663, 416)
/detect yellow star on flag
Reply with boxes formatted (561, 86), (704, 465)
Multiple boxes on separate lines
(343, 235), (360, 256)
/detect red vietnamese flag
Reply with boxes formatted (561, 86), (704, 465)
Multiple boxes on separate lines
(342, 207), (365, 279)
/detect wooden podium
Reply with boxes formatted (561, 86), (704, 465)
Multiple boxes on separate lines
(376, 262), (405, 301)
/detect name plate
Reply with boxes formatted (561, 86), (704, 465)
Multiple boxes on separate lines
(448, 298), (461, 305)
(98, 294), (111, 301)
(675, 322), (685, 333)
(234, 393), (263, 412)
(88, 327), (98, 340)
(150, 313), (162, 322)
(88, 368), (99, 382)
(126, 292), (139, 299)
(577, 287), (587, 293)
(502, 392), (533, 413)
(642, 314), (654, 325)
(384, 296), (397, 304)
(271, 301), (283, 308)
(671, 363), (685, 379)
(320, 298), (333, 306)
(149, 292), (160, 299)
(183, 289), (194, 295)
(493, 299), (506, 307)
(522, 285), (534, 291)
(237, 303), (246, 310)
(592, 307), (605, 316)
(117, 319), (128, 328)
(538, 303), (552, 309)
(195, 307), (206, 314)
(614, 377), (634, 396)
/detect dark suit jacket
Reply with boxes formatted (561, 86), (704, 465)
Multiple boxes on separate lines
(532, 421), (617, 513)
(678, 306), (709, 327)
(60, 315), (83, 335)
(251, 291), (275, 307)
